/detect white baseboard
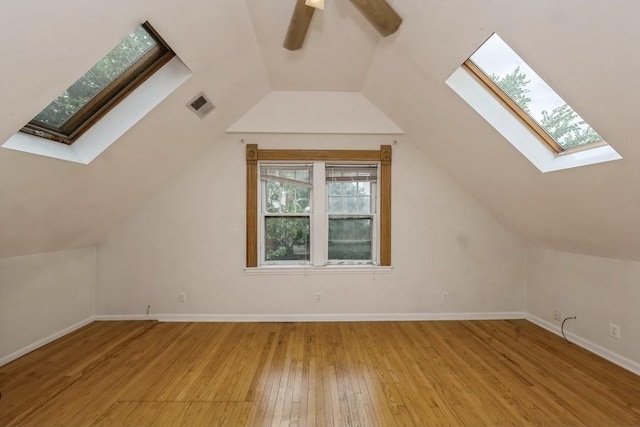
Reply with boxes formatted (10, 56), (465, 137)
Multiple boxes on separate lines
(6, 313), (637, 378)
(527, 315), (640, 377)
(4, 313), (523, 367)
(0, 316), (95, 367)
(95, 311), (527, 323)
(94, 314), (154, 321)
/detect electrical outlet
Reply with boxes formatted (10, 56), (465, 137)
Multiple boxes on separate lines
(179, 292), (187, 303)
(553, 310), (561, 321)
(315, 292), (322, 303)
(441, 291), (449, 302)
(609, 323), (621, 339)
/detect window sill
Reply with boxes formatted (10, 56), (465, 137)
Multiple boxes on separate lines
(244, 265), (393, 276)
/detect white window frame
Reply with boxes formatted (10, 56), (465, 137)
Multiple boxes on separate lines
(259, 163), (313, 266)
(325, 164), (379, 266)
(258, 161), (380, 267)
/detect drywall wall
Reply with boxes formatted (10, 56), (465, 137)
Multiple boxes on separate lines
(0, 247), (95, 364)
(96, 133), (526, 318)
(528, 248), (640, 367)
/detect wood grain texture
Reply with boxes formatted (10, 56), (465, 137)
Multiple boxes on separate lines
(2, 320), (640, 426)
(348, 0), (402, 37)
(257, 148), (382, 162)
(246, 144), (258, 267)
(380, 144), (391, 266)
(283, 0), (316, 51)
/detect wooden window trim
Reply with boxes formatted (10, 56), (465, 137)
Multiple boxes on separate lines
(21, 22), (175, 145)
(246, 145), (392, 267)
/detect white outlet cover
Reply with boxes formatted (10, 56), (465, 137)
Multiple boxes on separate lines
(609, 323), (621, 339)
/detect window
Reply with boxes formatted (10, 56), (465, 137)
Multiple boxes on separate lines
(21, 22), (174, 145)
(326, 165), (377, 262)
(464, 33), (605, 154)
(246, 145), (391, 268)
(261, 165), (312, 262)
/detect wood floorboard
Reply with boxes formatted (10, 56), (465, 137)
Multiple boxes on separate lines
(1, 320), (639, 426)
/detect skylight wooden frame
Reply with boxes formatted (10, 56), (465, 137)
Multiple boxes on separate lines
(246, 144), (392, 268)
(21, 22), (175, 145)
(463, 60), (564, 154)
(463, 60), (607, 155)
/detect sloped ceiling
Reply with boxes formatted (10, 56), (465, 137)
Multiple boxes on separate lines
(2, 0), (640, 262)
(0, 0), (271, 258)
(361, 0), (640, 261)
(245, 0), (380, 90)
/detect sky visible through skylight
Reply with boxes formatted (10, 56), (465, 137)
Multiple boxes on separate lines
(470, 34), (602, 150)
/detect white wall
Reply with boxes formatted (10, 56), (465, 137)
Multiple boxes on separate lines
(96, 133), (527, 318)
(528, 248), (640, 367)
(0, 247), (95, 364)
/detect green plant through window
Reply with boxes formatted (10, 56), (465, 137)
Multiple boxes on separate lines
(21, 22), (174, 144)
(262, 166), (312, 262)
(468, 33), (603, 152)
(259, 163), (379, 265)
(326, 165), (376, 261)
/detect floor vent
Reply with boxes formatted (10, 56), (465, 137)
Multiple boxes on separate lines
(187, 92), (215, 118)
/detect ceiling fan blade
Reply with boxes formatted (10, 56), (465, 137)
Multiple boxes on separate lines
(283, 0), (316, 51)
(348, 0), (402, 37)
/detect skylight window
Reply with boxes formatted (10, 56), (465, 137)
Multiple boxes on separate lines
(21, 22), (174, 145)
(464, 34), (604, 154)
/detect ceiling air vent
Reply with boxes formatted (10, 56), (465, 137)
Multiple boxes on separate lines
(187, 92), (215, 119)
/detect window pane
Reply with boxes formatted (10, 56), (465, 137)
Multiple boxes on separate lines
(327, 182), (374, 214)
(357, 196), (371, 214)
(261, 166), (312, 214)
(328, 217), (372, 260)
(469, 33), (602, 150)
(328, 196), (343, 212)
(265, 217), (310, 261)
(326, 165), (376, 214)
(34, 26), (158, 128)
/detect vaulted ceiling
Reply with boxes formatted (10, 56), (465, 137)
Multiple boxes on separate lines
(2, 0), (640, 261)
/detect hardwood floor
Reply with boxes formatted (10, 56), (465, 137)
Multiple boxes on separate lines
(1, 320), (639, 426)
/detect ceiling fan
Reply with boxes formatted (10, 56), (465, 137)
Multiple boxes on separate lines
(283, 0), (402, 50)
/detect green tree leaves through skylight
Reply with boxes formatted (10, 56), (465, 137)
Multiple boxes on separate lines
(34, 26), (157, 128)
(471, 34), (602, 151)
